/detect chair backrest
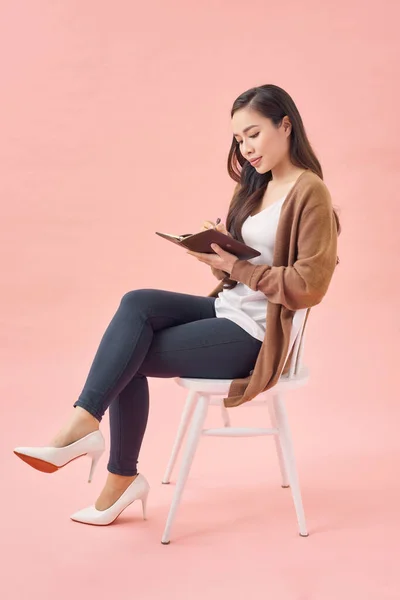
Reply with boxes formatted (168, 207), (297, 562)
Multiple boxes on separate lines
(285, 308), (309, 378)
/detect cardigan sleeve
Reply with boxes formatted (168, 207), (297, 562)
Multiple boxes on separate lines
(229, 192), (338, 310)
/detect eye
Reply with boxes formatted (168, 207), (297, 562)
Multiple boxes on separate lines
(237, 132), (259, 144)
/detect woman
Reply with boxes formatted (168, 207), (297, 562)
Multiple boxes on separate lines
(13, 84), (340, 526)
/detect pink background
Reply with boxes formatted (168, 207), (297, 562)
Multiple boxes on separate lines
(1, 1), (398, 598)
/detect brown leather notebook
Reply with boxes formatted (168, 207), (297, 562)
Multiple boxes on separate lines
(155, 229), (261, 260)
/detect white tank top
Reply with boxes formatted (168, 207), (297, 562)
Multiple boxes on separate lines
(214, 194), (287, 342)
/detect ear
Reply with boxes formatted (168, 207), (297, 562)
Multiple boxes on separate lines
(283, 116), (291, 134)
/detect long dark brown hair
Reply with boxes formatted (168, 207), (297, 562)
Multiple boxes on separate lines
(222, 84), (341, 290)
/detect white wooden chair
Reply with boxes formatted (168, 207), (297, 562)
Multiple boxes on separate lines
(160, 307), (310, 545)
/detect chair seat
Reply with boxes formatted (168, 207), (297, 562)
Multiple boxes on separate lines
(173, 364), (310, 397)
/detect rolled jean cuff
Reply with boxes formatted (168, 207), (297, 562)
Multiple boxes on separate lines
(73, 399), (103, 423)
(107, 463), (138, 477)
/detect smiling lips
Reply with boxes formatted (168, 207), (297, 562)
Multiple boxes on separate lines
(250, 157), (262, 166)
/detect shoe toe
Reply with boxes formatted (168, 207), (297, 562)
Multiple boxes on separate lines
(70, 506), (111, 526)
(70, 506), (95, 523)
(14, 446), (33, 455)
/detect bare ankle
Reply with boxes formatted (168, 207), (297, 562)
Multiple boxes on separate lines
(107, 472), (138, 487)
(74, 407), (100, 427)
(50, 407), (100, 447)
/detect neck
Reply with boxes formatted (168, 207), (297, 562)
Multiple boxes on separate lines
(270, 161), (305, 185)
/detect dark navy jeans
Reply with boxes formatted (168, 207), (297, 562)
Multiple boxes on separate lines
(73, 289), (262, 476)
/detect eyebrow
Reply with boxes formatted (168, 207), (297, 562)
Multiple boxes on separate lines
(233, 125), (259, 137)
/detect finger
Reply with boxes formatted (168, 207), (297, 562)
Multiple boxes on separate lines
(215, 224), (229, 236)
(187, 250), (218, 266)
(187, 251), (206, 259)
(187, 249), (208, 256)
(190, 253), (212, 262)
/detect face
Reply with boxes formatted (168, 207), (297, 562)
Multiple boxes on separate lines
(231, 107), (291, 173)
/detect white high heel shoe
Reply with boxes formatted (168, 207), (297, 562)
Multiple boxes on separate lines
(70, 473), (150, 526)
(13, 430), (105, 483)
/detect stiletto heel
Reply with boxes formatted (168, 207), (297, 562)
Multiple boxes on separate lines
(141, 490), (149, 520)
(70, 473), (150, 526)
(88, 449), (104, 483)
(14, 430), (105, 482)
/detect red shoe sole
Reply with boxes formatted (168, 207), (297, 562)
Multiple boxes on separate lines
(13, 451), (87, 473)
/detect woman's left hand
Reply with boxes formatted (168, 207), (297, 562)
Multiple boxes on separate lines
(186, 244), (239, 275)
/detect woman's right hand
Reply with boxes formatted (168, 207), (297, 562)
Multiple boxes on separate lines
(201, 220), (232, 237)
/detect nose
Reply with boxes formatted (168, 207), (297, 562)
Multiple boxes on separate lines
(241, 141), (254, 157)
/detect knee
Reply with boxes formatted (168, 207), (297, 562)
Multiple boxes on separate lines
(120, 289), (153, 308)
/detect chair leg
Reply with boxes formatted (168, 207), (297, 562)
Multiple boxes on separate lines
(273, 392), (309, 537)
(161, 394), (209, 545)
(267, 399), (290, 488)
(221, 404), (231, 427)
(162, 390), (198, 484)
